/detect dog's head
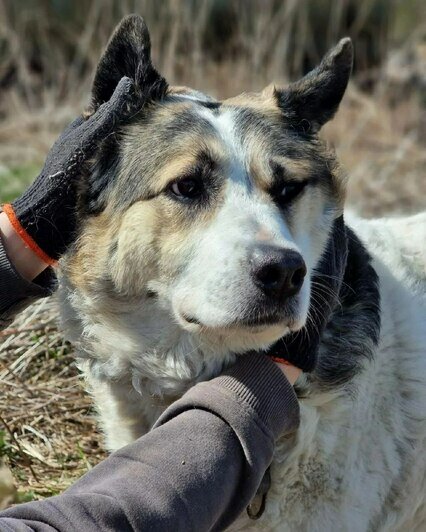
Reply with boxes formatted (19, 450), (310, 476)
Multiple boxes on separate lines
(62, 15), (352, 359)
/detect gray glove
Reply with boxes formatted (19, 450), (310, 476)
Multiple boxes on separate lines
(3, 76), (140, 263)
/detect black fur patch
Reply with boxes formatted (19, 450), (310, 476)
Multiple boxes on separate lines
(275, 38), (353, 133)
(312, 227), (381, 388)
(265, 217), (381, 386)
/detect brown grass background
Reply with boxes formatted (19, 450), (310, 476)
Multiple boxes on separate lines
(0, 0), (425, 505)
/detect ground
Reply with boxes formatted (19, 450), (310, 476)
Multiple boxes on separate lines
(0, 299), (106, 504)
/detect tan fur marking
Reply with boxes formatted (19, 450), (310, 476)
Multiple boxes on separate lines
(272, 157), (313, 181)
(223, 91), (282, 119)
(65, 212), (116, 289)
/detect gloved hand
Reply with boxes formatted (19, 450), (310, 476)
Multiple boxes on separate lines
(3, 76), (140, 265)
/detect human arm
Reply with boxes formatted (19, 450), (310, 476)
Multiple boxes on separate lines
(0, 352), (300, 532)
(0, 223), (56, 329)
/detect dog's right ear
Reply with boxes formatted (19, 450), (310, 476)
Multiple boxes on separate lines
(87, 14), (168, 114)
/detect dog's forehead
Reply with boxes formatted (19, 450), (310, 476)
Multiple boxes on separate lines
(168, 88), (283, 137)
(155, 89), (304, 164)
(156, 91), (327, 183)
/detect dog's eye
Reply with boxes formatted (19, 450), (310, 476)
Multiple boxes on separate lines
(170, 178), (203, 199)
(278, 181), (307, 205)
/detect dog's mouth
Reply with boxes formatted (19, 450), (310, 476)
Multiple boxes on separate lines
(182, 314), (202, 325)
(234, 313), (290, 328)
(181, 311), (293, 331)
(174, 299), (308, 351)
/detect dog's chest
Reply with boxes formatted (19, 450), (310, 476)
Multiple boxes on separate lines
(228, 410), (353, 531)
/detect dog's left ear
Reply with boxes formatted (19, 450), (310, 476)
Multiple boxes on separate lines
(88, 14), (168, 114)
(275, 38), (353, 133)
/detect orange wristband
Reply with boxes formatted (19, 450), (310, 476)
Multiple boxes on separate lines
(2, 204), (57, 267)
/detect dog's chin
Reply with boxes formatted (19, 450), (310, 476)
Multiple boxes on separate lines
(176, 311), (307, 354)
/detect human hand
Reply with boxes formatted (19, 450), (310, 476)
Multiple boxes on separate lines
(274, 360), (302, 385)
(2, 76), (141, 267)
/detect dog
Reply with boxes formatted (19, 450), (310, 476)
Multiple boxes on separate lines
(58, 15), (426, 531)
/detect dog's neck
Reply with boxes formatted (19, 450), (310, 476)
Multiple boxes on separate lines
(310, 222), (381, 389)
(266, 216), (349, 371)
(267, 216), (380, 388)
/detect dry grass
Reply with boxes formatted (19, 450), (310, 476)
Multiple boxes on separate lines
(325, 86), (425, 217)
(0, 299), (105, 502)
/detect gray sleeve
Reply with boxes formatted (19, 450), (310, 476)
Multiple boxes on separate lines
(0, 238), (56, 329)
(0, 353), (300, 532)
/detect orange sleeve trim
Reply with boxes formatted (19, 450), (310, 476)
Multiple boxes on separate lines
(2, 203), (57, 267)
(270, 356), (291, 365)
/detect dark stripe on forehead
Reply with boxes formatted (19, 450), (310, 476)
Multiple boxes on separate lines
(160, 107), (217, 143)
(197, 100), (222, 112)
(229, 106), (275, 137)
(271, 129), (332, 161)
(272, 141), (323, 162)
(225, 105), (323, 158)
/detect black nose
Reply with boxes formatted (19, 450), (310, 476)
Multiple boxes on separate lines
(251, 247), (306, 300)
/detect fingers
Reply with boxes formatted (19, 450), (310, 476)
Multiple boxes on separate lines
(108, 76), (142, 120)
(89, 76), (140, 126)
(79, 76), (141, 149)
(108, 76), (137, 111)
(49, 115), (86, 151)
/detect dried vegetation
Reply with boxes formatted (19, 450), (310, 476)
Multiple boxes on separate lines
(0, 299), (105, 502)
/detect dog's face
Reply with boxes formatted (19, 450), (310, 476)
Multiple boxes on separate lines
(63, 16), (352, 356)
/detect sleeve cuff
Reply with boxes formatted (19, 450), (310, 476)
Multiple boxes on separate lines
(212, 352), (300, 439)
(155, 352), (300, 441)
(0, 238), (57, 326)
